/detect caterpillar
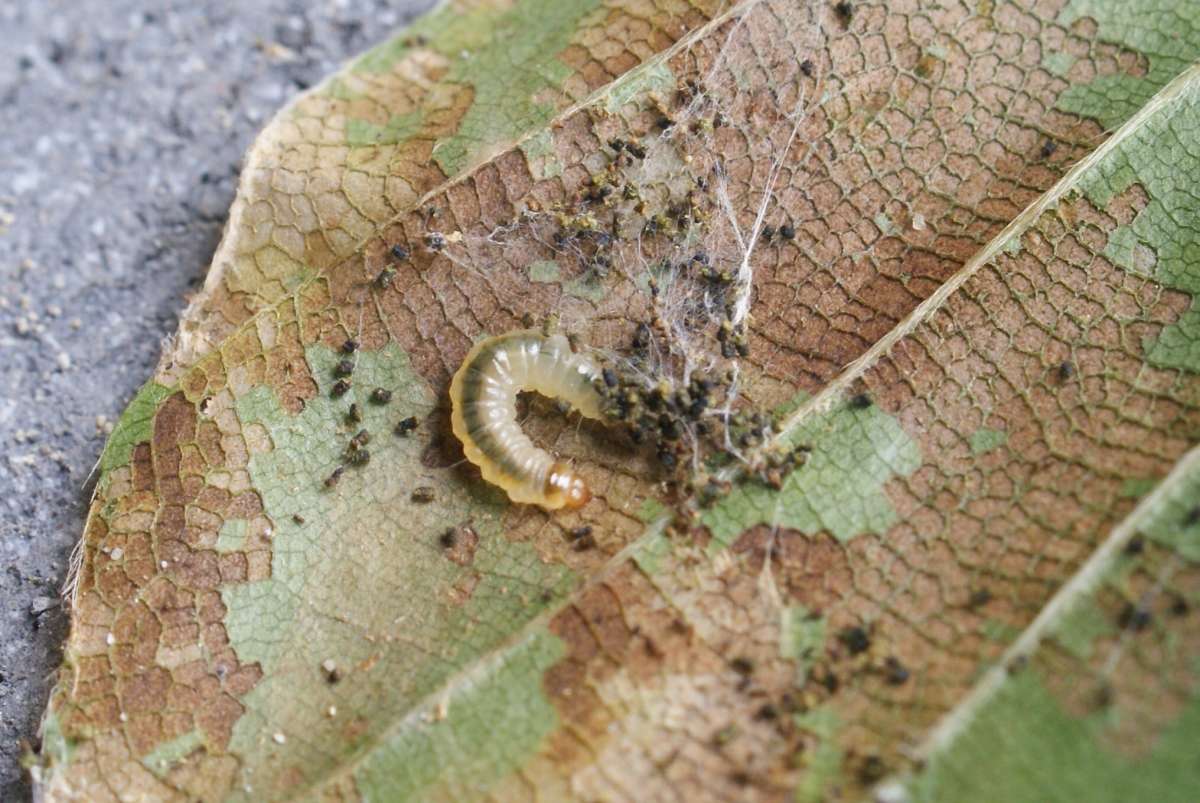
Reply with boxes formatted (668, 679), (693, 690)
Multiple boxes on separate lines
(450, 330), (605, 510)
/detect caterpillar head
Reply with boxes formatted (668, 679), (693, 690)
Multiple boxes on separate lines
(545, 462), (591, 510)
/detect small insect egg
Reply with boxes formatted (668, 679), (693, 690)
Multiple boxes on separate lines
(729, 658), (755, 682)
(324, 466), (344, 488)
(424, 232), (446, 251)
(967, 588), (993, 609)
(345, 448), (371, 467)
(858, 756), (887, 785)
(292, 514), (306, 524)
(342, 339), (359, 354)
(589, 184), (612, 202)
(711, 725), (738, 746)
(848, 392), (872, 409)
(754, 703), (779, 721)
(1118, 603), (1152, 631)
(370, 388), (393, 404)
(390, 244), (411, 261)
(779, 223), (796, 240)
(395, 416), (419, 436)
(350, 429), (370, 449)
(632, 322), (651, 349)
(882, 656), (909, 685)
(332, 379), (350, 398)
(602, 367), (618, 388)
(374, 267), (396, 289)
(411, 486), (435, 503)
(439, 528), (457, 549)
(346, 403), (362, 424)
(334, 359), (354, 378)
(838, 626), (871, 655)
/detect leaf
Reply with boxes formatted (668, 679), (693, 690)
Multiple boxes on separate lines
(35, 1), (1200, 801)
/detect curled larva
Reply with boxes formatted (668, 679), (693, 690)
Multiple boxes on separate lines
(450, 330), (604, 510)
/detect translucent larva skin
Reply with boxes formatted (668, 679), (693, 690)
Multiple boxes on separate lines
(450, 331), (604, 510)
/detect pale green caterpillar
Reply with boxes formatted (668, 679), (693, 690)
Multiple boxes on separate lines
(450, 331), (604, 510)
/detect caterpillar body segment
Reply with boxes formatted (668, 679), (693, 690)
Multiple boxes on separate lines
(450, 331), (605, 510)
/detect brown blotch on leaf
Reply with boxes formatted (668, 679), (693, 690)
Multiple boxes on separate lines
(118, 666), (172, 716)
(542, 565), (701, 772)
(543, 605), (612, 733)
(732, 525), (852, 612)
(154, 392), (199, 452)
(132, 442), (155, 492)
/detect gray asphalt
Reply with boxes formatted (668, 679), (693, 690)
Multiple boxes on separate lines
(0, 1), (432, 798)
